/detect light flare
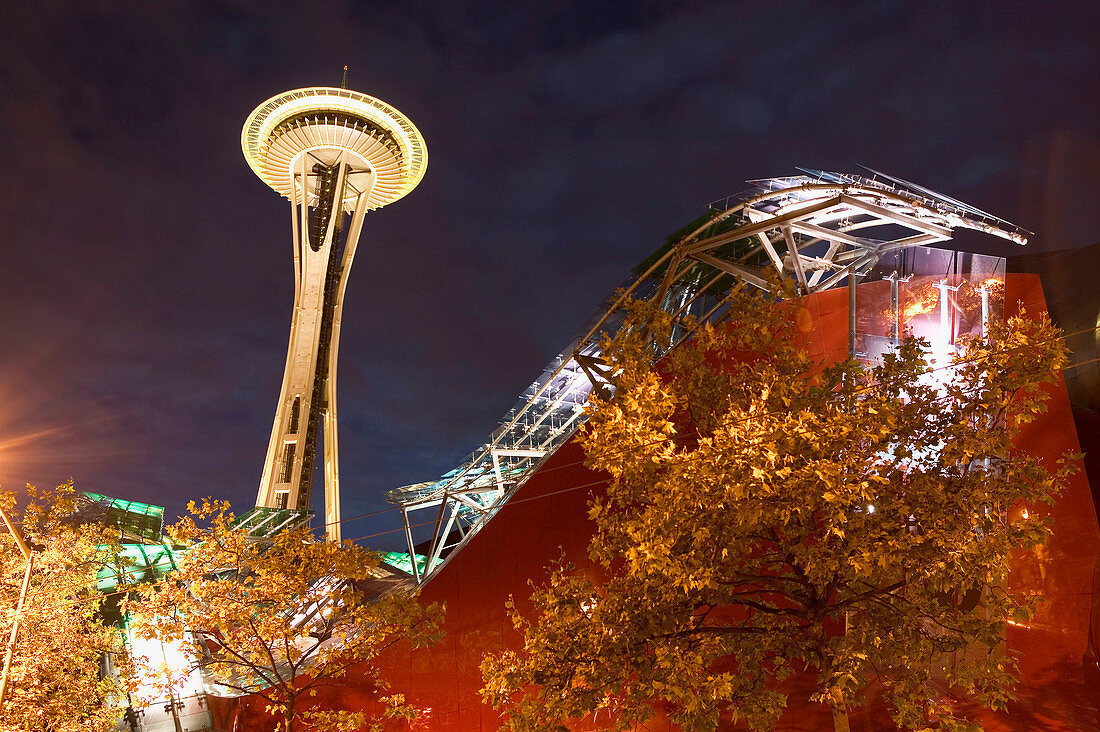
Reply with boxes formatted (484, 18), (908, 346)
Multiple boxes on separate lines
(903, 293), (939, 319)
(0, 425), (71, 452)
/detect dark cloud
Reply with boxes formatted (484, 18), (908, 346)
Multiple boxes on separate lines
(0, 0), (1097, 547)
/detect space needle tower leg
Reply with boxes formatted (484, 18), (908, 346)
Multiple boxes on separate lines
(242, 86), (427, 542)
(321, 193), (370, 541)
(256, 152), (356, 537)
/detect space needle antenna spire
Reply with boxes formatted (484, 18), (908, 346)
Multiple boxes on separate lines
(242, 84), (427, 541)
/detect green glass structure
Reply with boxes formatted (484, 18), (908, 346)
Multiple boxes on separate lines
(75, 492), (164, 544)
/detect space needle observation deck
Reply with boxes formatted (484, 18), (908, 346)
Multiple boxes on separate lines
(242, 85), (427, 541)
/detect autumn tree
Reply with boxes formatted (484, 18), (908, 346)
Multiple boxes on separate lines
(0, 481), (135, 731)
(131, 499), (443, 732)
(481, 288), (1073, 731)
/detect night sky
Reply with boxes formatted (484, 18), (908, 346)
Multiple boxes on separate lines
(1, 1), (1097, 549)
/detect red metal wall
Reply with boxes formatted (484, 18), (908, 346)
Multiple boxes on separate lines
(994, 274), (1100, 730)
(225, 274), (1100, 730)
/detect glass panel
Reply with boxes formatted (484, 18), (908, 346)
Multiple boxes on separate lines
(854, 246), (1006, 366)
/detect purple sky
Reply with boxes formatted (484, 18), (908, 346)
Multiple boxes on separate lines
(0, 0), (1097, 548)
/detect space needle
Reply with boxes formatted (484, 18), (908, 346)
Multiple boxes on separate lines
(242, 80), (426, 541)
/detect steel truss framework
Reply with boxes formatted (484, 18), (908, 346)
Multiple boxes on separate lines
(387, 169), (1028, 584)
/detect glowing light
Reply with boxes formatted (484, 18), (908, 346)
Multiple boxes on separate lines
(866, 504), (875, 514)
(242, 87), (427, 210)
(903, 293), (939, 319)
(129, 631), (210, 707)
(1021, 508), (1030, 519)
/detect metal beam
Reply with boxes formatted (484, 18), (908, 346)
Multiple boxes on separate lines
(682, 196), (843, 256)
(789, 220), (871, 249)
(425, 502), (460, 575)
(838, 194), (954, 239)
(690, 254), (770, 291)
(782, 227), (809, 294)
(758, 231), (784, 274)
(453, 494), (495, 514)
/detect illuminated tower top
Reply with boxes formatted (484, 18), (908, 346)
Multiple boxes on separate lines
(244, 85), (426, 541)
(242, 86), (426, 209)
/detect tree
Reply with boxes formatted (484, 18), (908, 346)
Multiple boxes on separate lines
(0, 481), (135, 731)
(131, 499), (444, 732)
(481, 287), (1074, 731)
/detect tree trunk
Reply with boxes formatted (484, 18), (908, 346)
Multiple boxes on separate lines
(832, 706), (850, 732)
